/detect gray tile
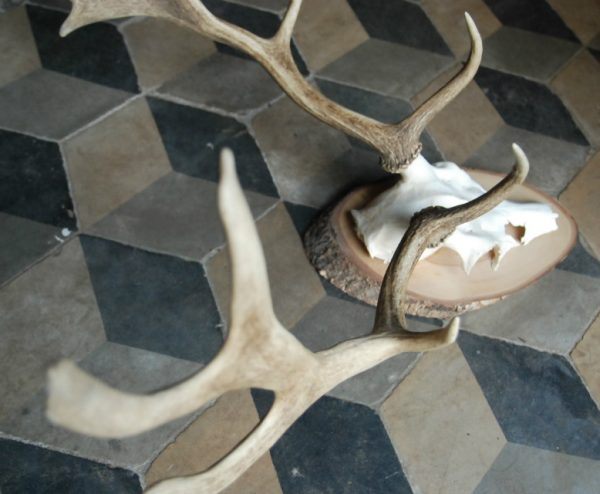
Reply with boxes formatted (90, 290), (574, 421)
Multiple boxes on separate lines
(224, 0), (287, 12)
(157, 52), (282, 114)
(206, 203), (325, 329)
(0, 69), (131, 140)
(5, 342), (203, 471)
(292, 296), (429, 407)
(462, 269), (600, 355)
(319, 38), (453, 99)
(0, 212), (62, 285)
(482, 26), (579, 82)
(251, 96), (386, 208)
(0, 239), (105, 425)
(87, 173), (277, 261)
(474, 443), (600, 494)
(0, 6), (40, 88)
(465, 125), (590, 196)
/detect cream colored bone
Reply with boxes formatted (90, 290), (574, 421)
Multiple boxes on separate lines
(59, 0), (482, 172)
(47, 146), (529, 494)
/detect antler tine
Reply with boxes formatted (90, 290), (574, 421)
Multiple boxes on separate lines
(60, 0), (482, 173)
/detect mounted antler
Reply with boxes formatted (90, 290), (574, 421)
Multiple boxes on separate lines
(47, 146), (529, 494)
(60, 0), (482, 172)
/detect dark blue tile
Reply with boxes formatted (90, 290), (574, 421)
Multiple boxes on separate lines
(253, 390), (413, 493)
(475, 67), (588, 146)
(483, 0), (579, 42)
(0, 130), (75, 230)
(0, 438), (141, 494)
(315, 78), (444, 162)
(27, 5), (138, 93)
(557, 238), (600, 278)
(147, 97), (278, 197)
(80, 235), (223, 364)
(459, 331), (600, 460)
(347, 0), (452, 56)
(203, 0), (308, 75)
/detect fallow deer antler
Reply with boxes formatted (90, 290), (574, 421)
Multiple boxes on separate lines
(47, 145), (529, 494)
(59, 0), (482, 172)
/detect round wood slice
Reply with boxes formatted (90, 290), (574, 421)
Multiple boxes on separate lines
(304, 169), (578, 319)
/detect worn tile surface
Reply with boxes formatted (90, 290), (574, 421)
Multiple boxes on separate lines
(381, 344), (506, 494)
(1, 1), (599, 492)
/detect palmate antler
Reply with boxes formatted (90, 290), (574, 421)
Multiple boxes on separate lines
(47, 146), (529, 493)
(59, 0), (482, 172)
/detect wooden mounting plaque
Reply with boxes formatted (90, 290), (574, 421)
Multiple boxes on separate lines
(304, 169), (577, 319)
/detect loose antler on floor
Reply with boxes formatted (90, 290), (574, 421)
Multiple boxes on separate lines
(47, 145), (529, 494)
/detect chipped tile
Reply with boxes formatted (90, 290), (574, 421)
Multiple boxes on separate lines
(460, 331), (600, 459)
(475, 443), (600, 494)
(251, 96), (385, 208)
(253, 392), (413, 493)
(482, 26), (579, 82)
(571, 315), (600, 405)
(206, 203), (325, 329)
(62, 98), (171, 228)
(0, 239), (105, 424)
(87, 173), (276, 261)
(157, 52), (281, 114)
(320, 38), (453, 99)
(0, 6), (41, 88)
(0, 69), (130, 140)
(0, 213), (61, 285)
(0, 129), (75, 229)
(381, 344), (505, 494)
(421, 0), (502, 56)
(413, 81), (504, 163)
(122, 18), (216, 90)
(463, 269), (600, 355)
(294, 0), (369, 72)
(146, 390), (282, 493)
(7, 342), (203, 470)
(560, 151), (600, 258)
(551, 49), (600, 147)
(80, 235), (223, 364)
(466, 125), (589, 196)
(475, 67), (588, 146)
(547, 0), (600, 45)
(0, 438), (142, 493)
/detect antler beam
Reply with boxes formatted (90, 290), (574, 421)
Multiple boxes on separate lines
(60, 0), (481, 172)
(47, 145), (529, 494)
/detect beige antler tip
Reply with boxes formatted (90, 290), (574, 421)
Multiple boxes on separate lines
(447, 317), (460, 344)
(511, 143), (530, 181)
(463, 12), (483, 54)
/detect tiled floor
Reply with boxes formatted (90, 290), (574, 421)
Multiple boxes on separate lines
(1, 0), (599, 493)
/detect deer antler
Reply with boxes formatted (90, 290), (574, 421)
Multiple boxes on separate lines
(47, 145), (529, 494)
(59, 0), (482, 172)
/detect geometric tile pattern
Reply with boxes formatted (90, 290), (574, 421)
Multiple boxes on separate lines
(1, 0), (600, 492)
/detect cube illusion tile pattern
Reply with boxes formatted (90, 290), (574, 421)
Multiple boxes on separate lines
(1, 0), (600, 493)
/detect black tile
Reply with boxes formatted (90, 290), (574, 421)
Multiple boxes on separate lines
(0, 438), (141, 494)
(80, 235), (223, 364)
(347, 0), (452, 56)
(475, 67), (588, 146)
(315, 78), (444, 162)
(284, 201), (319, 237)
(483, 0), (579, 42)
(148, 97), (278, 197)
(320, 277), (373, 308)
(27, 5), (138, 92)
(459, 331), (600, 460)
(557, 238), (600, 278)
(0, 130), (75, 229)
(252, 390), (413, 493)
(589, 47), (600, 64)
(203, 0), (309, 75)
